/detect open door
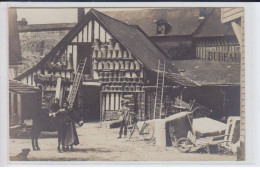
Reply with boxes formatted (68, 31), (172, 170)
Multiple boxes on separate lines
(82, 85), (101, 122)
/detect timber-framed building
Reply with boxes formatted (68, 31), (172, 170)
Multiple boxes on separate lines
(15, 9), (198, 122)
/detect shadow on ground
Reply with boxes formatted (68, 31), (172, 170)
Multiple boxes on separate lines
(72, 148), (112, 153)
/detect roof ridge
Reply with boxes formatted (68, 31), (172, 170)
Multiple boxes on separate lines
(91, 8), (138, 30)
(19, 23), (76, 26)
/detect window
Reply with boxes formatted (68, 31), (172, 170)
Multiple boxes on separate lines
(235, 46), (240, 51)
(158, 25), (166, 34)
(105, 93), (121, 111)
(156, 19), (170, 34)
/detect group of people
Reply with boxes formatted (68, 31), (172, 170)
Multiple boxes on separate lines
(49, 98), (83, 153)
(48, 98), (133, 152)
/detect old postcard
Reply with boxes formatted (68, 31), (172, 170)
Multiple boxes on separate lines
(6, 5), (245, 163)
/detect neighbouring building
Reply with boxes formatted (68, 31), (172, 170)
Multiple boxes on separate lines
(103, 7), (207, 60)
(9, 9), (41, 128)
(9, 79), (41, 127)
(193, 8), (240, 62)
(103, 8), (239, 61)
(9, 8), (23, 78)
(18, 22), (75, 74)
(173, 59), (240, 120)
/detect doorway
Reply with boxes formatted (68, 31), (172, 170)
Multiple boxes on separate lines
(82, 85), (100, 122)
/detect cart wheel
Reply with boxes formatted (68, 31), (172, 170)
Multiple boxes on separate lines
(177, 137), (192, 153)
(142, 124), (154, 140)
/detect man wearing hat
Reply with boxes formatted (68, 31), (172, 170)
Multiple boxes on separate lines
(117, 100), (130, 139)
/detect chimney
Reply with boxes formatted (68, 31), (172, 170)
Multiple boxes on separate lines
(199, 8), (207, 20)
(78, 8), (85, 22)
(17, 18), (28, 26)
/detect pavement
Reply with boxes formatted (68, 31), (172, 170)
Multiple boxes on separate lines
(9, 122), (237, 161)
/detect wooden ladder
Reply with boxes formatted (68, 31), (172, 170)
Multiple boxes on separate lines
(153, 60), (165, 119)
(68, 57), (87, 108)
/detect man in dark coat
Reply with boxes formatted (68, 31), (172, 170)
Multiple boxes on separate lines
(49, 98), (60, 130)
(55, 101), (69, 152)
(117, 101), (130, 139)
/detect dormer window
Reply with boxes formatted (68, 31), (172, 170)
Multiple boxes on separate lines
(156, 19), (170, 34)
(158, 25), (166, 34)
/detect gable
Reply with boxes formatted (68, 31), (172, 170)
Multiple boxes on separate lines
(70, 20), (113, 43)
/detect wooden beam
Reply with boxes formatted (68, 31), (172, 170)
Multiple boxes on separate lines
(231, 21), (242, 46)
(55, 78), (62, 101)
(144, 86), (177, 89)
(10, 92), (14, 125)
(91, 20), (94, 42)
(17, 94), (22, 124)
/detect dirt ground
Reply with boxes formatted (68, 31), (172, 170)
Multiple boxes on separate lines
(9, 122), (237, 161)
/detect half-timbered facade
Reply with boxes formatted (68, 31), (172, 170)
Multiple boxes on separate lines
(15, 9), (197, 122)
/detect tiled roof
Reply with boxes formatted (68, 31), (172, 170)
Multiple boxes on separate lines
(173, 60), (240, 86)
(103, 8), (206, 37)
(164, 72), (200, 87)
(9, 79), (40, 94)
(18, 23), (76, 32)
(193, 8), (235, 38)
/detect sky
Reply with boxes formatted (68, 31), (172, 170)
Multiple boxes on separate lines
(16, 8), (145, 25)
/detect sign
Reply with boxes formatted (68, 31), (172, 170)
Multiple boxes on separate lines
(207, 50), (241, 62)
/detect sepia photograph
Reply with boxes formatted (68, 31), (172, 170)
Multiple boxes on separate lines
(7, 6), (245, 162)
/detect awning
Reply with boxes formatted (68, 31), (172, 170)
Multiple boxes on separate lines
(9, 79), (40, 94)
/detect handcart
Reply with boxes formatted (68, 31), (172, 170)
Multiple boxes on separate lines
(168, 99), (213, 146)
(176, 109), (233, 153)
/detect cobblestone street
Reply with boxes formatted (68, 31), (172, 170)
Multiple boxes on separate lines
(9, 123), (237, 161)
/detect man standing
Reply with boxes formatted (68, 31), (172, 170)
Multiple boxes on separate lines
(55, 101), (69, 152)
(49, 98), (60, 130)
(117, 101), (130, 139)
